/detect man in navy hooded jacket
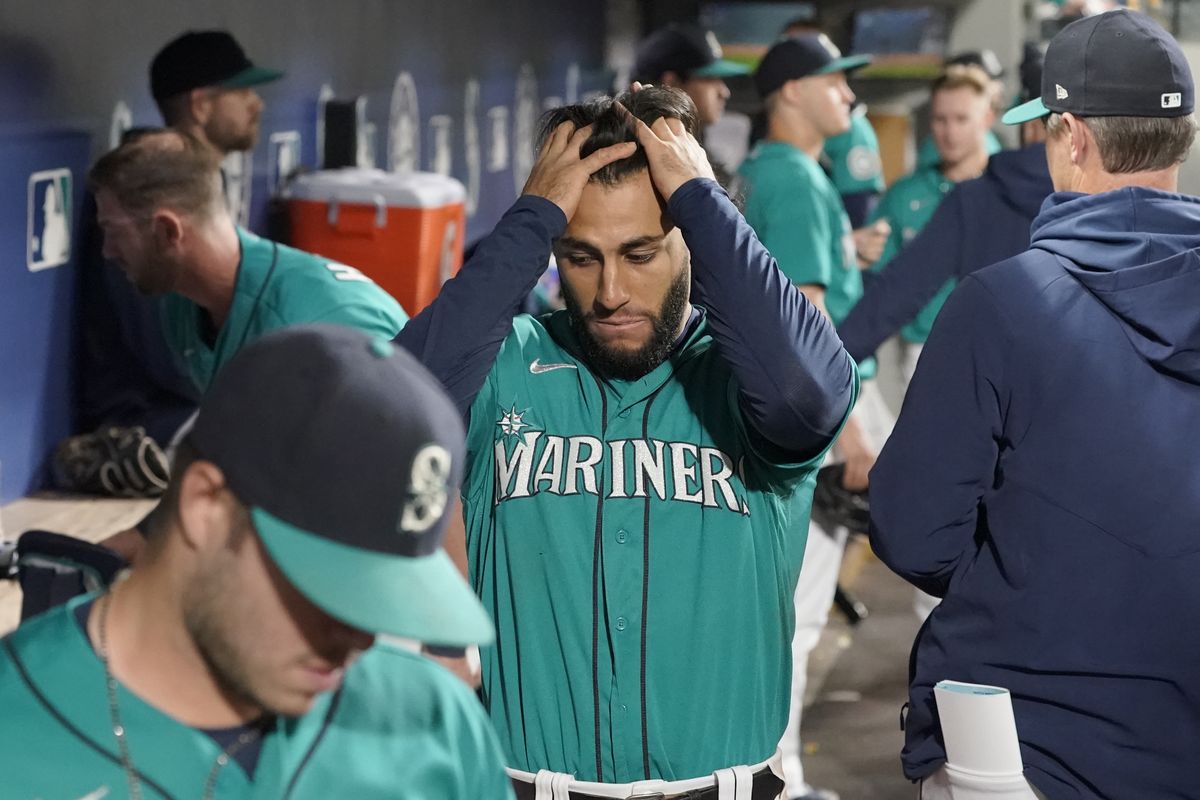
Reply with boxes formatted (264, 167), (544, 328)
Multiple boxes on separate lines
(871, 10), (1200, 798)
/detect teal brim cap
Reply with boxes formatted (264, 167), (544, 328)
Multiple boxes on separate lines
(220, 65), (285, 90)
(693, 58), (751, 78)
(1002, 96), (1050, 125)
(254, 506), (496, 648)
(816, 54), (873, 76)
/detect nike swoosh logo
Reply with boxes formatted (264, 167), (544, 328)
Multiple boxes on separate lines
(75, 788), (110, 800)
(529, 358), (577, 374)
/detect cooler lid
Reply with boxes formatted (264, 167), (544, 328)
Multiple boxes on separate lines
(285, 168), (466, 208)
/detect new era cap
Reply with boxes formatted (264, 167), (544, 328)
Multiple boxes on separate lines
(1003, 9), (1193, 125)
(151, 30), (284, 102)
(190, 324), (493, 647)
(755, 33), (871, 98)
(633, 23), (750, 82)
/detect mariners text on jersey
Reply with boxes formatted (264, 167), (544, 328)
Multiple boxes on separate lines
(492, 419), (751, 514)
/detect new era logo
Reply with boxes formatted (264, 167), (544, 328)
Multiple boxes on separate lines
(1055, 84), (1069, 100)
(1163, 92), (1182, 109)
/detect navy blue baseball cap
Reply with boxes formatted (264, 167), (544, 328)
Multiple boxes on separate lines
(1004, 9), (1194, 125)
(190, 324), (493, 647)
(754, 33), (871, 98)
(633, 23), (750, 82)
(151, 31), (283, 102)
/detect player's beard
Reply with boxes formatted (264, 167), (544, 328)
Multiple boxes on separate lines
(206, 117), (259, 154)
(129, 252), (184, 297)
(563, 267), (690, 381)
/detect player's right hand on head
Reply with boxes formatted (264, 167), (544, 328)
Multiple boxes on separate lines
(522, 122), (636, 220)
(625, 110), (716, 202)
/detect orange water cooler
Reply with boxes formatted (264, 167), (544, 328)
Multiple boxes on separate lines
(285, 169), (466, 315)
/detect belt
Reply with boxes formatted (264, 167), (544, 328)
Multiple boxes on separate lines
(508, 752), (785, 800)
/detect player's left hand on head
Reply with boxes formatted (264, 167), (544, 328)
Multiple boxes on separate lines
(624, 107), (716, 202)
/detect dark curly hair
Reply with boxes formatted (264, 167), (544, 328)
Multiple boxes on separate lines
(536, 86), (698, 186)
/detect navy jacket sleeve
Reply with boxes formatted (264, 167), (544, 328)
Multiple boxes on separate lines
(868, 275), (1010, 597)
(669, 178), (855, 459)
(837, 188), (966, 362)
(394, 196), (566, 415)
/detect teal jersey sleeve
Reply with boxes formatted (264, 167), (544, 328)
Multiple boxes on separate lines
(163, 231), (410, 392)
(347, 645), (516, 800)
(754, 180), (834, 287)
(740, 144), (837, 288)
(309, 298), (410, 339)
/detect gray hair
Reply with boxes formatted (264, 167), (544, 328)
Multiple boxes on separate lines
(1047, 112), (1198, 173)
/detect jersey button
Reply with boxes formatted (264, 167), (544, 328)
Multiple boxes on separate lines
(616, 616), (627, 631)
(618, 409), (631, 419)
(616, 529), (628, 543)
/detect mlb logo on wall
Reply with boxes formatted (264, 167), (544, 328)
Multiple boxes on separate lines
(27, 168), (72, 272)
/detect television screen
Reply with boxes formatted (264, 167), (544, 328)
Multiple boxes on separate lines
(701, 2), (818, 47)
(852, 7), (948, 56)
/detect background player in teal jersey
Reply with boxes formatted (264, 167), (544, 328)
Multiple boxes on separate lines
(0, 325), (512, 798)
(737, 35), (894, 800)
(869, 64), (996, 386)
(89, 129), (408, 394)
(86, 129), (407, 564)
(915, 51), (1005, 170)
(779, 17), (891, 247)
(396, 86), (856, 795)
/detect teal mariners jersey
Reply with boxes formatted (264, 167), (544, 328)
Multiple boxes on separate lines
(821, 112), (885, 196)
(869, 165), (959, 343)
(738, 140), (875, 379)
(162, 228), (408, 392)
(0, 597), (515, 798)
(462, 311), (851, 783)
(916, 129), (1002, 169)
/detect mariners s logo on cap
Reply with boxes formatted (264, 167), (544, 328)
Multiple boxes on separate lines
(399, 444), (452, 535)
(190, 324), (494, 647)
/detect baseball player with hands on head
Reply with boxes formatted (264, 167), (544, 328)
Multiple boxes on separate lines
(396, 86), (857, 799)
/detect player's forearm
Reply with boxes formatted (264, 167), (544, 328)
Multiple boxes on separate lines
(395, 196), (565, 414)
(838, 198), (964, 362)
(668, 178), (856, 454)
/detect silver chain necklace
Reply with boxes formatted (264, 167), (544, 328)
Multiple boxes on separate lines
(95, 591), (264, 800)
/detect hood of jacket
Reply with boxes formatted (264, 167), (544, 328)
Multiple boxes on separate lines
(1030, 186), (1200, 381)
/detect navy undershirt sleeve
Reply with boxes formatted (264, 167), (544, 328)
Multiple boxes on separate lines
(837, 189), (965, 363)
(840, 190), (879, 229)
(668, 178), (856, 459)
(393, 196), (567, 415)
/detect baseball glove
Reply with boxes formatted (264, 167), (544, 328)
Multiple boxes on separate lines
(813, 463), (870, 534)
(51, 425), (170, 498)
